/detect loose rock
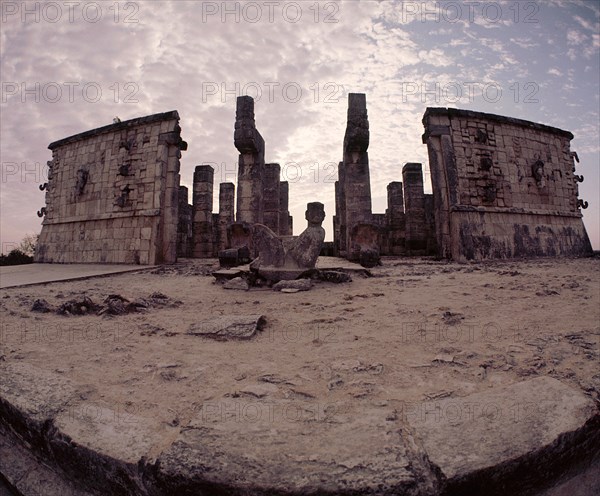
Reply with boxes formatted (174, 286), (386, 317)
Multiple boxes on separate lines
(56, 297), (100, 316)
(188, 315), (266, 340)
(31, 299), (52, 313)
(272, 279), (312, 292)
(223, 277), (249, 291)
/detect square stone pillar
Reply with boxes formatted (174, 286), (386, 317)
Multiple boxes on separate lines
(387, 181), (406, 255)
(278, 181), (292, 235)
(234, 96), (265, 224)
(218, 182), (235, 252)
(263, 163), (281, 233)
(192, 165), (214, 258)
(342, 94), (375, 263)
(177, 186), (192, 257)
(403, 163), (427, 253)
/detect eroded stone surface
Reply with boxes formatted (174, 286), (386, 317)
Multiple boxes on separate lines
(406, 376), (600, 494)
(0, 362), (78, 442)
(155, 400), (436, 495)
(0, 422), (96, 496)
(54, 403), (163, 464)
(1, 355), (598, 495)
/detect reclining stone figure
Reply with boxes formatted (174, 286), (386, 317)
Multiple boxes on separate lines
(250, 202), (326, 281)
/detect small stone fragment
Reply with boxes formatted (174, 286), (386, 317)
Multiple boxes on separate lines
(239, 383), (279, 398)
(31, 299), (52, 313)
(56, 296), (99, 316)
(327, 376), (344, 390)
(272, 279), (312, 292)
(432, 354), (454, 364)
(101, 294), (129, 315)
(223, 277), (249, 291)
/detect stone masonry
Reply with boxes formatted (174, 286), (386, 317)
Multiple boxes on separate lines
(341, 94), (379, 265)
(234, 95), (265, 225)
(177, 186), (192, 258)
(263, 163), (281, 233)
(279, 181), (293, 236)
(422, 107), (592, 260)
(35, 98), (592, 265)
(176, 96), (293, 259)
(217, 182), (235, 253)
(35, 111), (187, 264)
(192, 165), (214, 258)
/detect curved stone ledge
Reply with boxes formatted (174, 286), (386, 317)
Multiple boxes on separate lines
(1, 363), (598, 495)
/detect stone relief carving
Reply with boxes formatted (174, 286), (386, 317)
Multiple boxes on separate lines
(532, 159), (546, 189)
(75, 169), (89, 196)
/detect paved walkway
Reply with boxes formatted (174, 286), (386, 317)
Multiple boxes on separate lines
(0, 263), (154, 289)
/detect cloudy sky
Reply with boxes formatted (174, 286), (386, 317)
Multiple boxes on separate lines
(1, 0), (598, 253)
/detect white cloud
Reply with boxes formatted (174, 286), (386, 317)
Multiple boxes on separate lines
(567, 29), (587, 45)
(509, 37), (539, 49)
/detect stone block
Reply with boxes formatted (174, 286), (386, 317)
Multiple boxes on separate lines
(406, 376), (599, 495)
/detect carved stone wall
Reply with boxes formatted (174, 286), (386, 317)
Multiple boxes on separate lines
(422, 107), (592, 260)
(35, 111), (186, 264)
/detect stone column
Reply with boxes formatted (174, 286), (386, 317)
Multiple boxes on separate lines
(155, 121), (187, 264)
(403, 163), (427, 252)
(387, 181), (405, 255)
(234, 96), (265, 224)
(218, 182), (235, 252)
(192, 165), (214, 258)
(387, 181), (404, 226)
(177, 186), (192, 257)
(278, 181), (292, 235)
(333, 180), (340, 255)
(337, 161), (347, 255)
(211, 213), (219, 257)
(343, 93), (375, 262)
(263, 163), (281, 233)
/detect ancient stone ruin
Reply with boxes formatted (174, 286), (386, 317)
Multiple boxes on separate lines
(423, 107), (592, 260)
(333, 94), (437, 267)
(35, 111), (186, 264)
(34, 95), (592, 265)
(174, 96), (294, 264)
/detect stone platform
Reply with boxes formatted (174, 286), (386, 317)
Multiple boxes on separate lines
(0, 263), (155, 289)
(0, 362), (598, 495)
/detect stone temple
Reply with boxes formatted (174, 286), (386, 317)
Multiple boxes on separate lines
(34, 94), (592, 265)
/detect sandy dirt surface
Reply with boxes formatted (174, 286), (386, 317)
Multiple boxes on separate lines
(0, 256), (598, 469)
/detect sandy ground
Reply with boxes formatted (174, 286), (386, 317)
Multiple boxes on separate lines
(0, 256), (598, 470)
